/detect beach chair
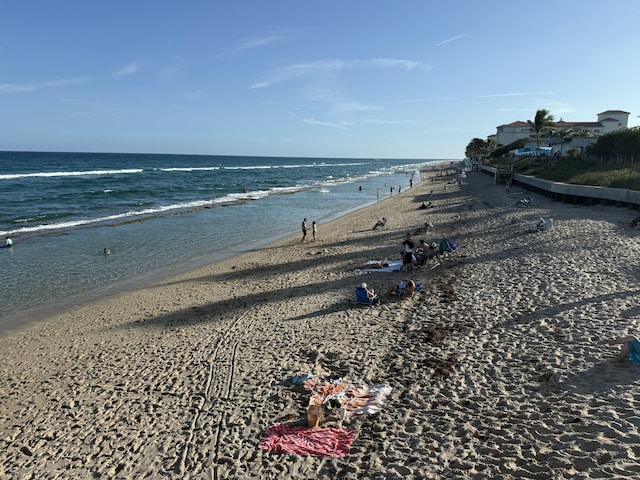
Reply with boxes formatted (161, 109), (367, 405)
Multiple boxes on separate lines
(437, 238), (459, 260)
(414, 241), (439, 269)
(356, 286), (379, 306)
(397, 281), (423, 299)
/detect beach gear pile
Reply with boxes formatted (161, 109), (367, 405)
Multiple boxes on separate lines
(258, 373), (392, 458)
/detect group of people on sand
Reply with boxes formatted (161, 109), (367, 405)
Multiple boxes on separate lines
(301, 218), (318, 244)
(401, 233), (438, 273)
(360, 279), (416, 304)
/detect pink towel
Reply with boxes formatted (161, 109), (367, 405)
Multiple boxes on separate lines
(259, 422), (355, 458)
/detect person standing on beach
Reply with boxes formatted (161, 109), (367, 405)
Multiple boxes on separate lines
(312, 221), (317, 242)
(301, 218), (308, 244)
(402, 234), (415, 272)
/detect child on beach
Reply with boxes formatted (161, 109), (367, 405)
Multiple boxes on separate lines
(601, 336), (640, 364)
(312, 221), (317, 242)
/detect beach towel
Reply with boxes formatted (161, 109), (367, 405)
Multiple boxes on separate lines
(354, 259), (403, 273)
(307, 381), (393, 418)
(259, 423), (355, 458)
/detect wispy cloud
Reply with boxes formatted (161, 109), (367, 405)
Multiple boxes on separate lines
(158, 57), (187, 80)
(302, 85), (383, 113)
(303, 117), (353, 129)
(250, 58), (432, 89)
(477, 92), (556, 98)
(0, 77), (88, 94)
(237, 35), (284, 50)
(113, 61), (139, 78)
(214, 27), (298, 58)
(436, 34), (465, 47)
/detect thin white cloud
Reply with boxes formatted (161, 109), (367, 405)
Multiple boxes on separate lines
(250, 58), (432, 89)
(303, 118), (353, 129)
(237, 35), (283, 50)
(302, 85), (383, 113)
(214, 27), (298, 58)
(0, 77), (88, 94)
(477, 92), (556, 98)
(113, 62), (139, 78)
(334, 101), (383, 112)
(436, 34), (466, 47)
(158, 57), (187, 80)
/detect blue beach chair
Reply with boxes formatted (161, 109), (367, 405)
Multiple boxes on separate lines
(356, 286), (379, 306)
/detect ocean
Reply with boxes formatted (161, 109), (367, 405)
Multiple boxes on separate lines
(0, 151), (443, 328)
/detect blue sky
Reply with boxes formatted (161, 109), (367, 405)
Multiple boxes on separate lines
(1, 1), (639, 159)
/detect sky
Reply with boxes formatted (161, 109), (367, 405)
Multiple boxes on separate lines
(1, 1), (639, 160)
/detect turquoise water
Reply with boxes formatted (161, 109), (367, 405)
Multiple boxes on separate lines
(0, 151), (443, 327)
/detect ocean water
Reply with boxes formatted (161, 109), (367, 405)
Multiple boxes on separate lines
(0, 151), (442, 327)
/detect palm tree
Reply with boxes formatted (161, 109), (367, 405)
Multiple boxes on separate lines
(528, 109), (555, 153)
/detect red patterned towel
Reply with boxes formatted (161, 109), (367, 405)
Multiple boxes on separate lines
(259, 422), (355, 458)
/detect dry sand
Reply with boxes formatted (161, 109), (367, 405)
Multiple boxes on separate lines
(2, 168), (640, 479)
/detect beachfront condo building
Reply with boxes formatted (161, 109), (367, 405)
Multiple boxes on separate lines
(495, 110), (630, 155)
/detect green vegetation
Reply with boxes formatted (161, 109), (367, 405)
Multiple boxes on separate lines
(525, 158), (640, 190)
(469, 107), (640, 190)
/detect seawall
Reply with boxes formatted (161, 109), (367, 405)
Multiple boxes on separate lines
(481, 165), (640, 211)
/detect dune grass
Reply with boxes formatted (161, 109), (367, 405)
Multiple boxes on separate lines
(519, 158), (640, 191)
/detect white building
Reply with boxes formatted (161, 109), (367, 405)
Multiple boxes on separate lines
(495, 110), (630, 149)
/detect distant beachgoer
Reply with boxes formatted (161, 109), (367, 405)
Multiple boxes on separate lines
(312, 221), (317, 242)
(601, 336), (640, 363)
(402, 234), (415, 272)
(384, 279), (416, 300)
(301, 218), (308, 244)
(372, 217), (387, 230)
(104, 247), (111, 255)
(6, 237), (13, 248)
(355, 261), (390, 270)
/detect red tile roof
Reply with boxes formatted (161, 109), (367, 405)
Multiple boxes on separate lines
(598, 110), (630, 115)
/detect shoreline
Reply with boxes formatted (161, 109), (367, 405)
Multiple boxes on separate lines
(3, 168), (640, 478)
(0, 173), (410, 334)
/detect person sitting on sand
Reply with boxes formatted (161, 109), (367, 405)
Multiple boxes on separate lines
(355, 261), (390, 270)
(384, 279), (415, 300)
(359, 283), (379, 303)
(601, 336), (640, 364)
(411, 222), (432, 236)
(372, 217), (387, 230)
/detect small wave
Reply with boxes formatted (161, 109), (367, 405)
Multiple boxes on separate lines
(159, 167), (220, 172)
(0, 169), (143, 180)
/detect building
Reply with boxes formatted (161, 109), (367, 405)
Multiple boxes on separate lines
(495, 110), (630, 153)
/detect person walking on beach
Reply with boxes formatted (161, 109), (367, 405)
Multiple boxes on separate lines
(312, 221), (317, 242)
(301, 218), (308, 244)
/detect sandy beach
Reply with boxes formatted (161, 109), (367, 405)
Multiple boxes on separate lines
(2, 167), (640, 479)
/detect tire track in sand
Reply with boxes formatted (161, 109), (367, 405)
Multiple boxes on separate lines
(174, 306), (263, 478)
